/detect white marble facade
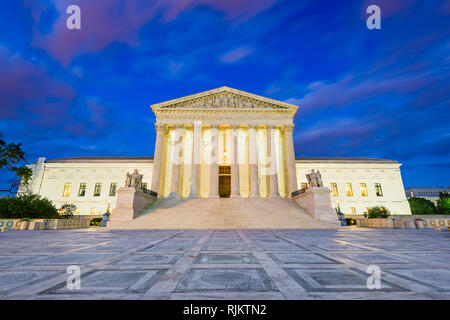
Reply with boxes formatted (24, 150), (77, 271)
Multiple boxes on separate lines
(22, 87), (412, 216)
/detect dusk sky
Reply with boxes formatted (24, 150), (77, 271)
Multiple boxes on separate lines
(0, 0), (449, 192)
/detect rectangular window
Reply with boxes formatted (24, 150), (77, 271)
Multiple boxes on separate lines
(350, 207), (356, 214)
(330, 183), (338, 197)
(62, 183), (71, 197)
(78, 183), (86, 197)
(109, 183), (117, 196)
(90, 208), (97, 215)
(93, 183), (102, 197)
(360, 183), (368, 197)
(301, 183), (308, 191)
(345, 183), (353, 197)
(375, 183), (383, 197)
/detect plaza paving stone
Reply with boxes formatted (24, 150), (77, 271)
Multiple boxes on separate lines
(0, 228), (449, 299)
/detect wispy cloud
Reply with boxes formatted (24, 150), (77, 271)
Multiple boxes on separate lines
(28, 0), (275, 65)
(220, 46), (254, 63)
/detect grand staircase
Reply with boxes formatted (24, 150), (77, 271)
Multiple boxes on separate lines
(106, 197), (339, 229)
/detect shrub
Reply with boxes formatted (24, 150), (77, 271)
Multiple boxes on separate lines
(408, 197), (437, 215)
(365, 206), (390, 218)
(0, 194), (58, 219)
(436, 197), (450, 215)
(59, 203), (76, 218)
(90, 217), (102, 226)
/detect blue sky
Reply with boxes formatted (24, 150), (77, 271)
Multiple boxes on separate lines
(0, 0), (449, 192)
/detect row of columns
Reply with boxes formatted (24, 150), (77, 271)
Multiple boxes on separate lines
(151, 123), (298, 198)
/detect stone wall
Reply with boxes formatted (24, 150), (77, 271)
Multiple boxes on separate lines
(0, 217), (94, 231)
(413, 215), (450, 229)
(355, 216), (450, 229)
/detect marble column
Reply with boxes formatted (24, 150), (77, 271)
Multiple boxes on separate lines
(230, 126), (240, 198)
(268, 126), (279, 197)
(248, 125), (259, 197)
(190, 121), (202, 198)
(285, 124), (298, 197)
(209, 125), (219, 198)
(151, 123), (165, 195)
(170, 125), (183, 197)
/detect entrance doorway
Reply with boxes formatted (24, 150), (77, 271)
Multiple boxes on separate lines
(219, 165), (231, 198)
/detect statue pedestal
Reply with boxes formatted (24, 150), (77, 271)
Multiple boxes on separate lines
(292, 187), (339, 225)
(109, 187), (156, 222)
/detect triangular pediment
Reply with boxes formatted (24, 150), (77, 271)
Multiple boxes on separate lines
(151, 86), (298, 112)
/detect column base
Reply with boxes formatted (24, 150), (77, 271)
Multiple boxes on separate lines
(188, 194), (200, 199)
(167, 192), (181, 199)
(269, 194), (282, 198)
(209, 194), (220, 198)
(230, 194), (241, 198)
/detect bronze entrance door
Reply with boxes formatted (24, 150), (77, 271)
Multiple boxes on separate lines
(218, 165), (231, 198)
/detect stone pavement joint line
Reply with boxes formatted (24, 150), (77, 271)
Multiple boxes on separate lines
(0, 228), (449, 300)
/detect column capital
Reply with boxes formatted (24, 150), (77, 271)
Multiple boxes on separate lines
(285, 124), (295, 132)
(155, 123), (166, 131)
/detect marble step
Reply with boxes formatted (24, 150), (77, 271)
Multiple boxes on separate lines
(106, 197), (339, 230)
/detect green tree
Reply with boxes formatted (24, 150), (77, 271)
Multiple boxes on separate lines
(408, 197), (437, 215)
(365, 206), (390, 218)
(0, 194), (58, 219)
(0, 135), (33, 194)
(436, 192), (450, 215)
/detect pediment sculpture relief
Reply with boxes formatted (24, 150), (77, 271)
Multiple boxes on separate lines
(163, 93), (285, 110)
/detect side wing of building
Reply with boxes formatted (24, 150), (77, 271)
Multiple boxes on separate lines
(296, 157), (412, 215)
(22, 157), (153, 215)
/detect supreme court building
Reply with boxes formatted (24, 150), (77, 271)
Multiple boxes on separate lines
(24, 87), (412, 226)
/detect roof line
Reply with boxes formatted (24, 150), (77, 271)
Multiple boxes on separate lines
(150, 86), (299, 111)
(45, 156), (397, 164)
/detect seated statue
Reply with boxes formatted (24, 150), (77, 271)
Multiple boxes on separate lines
(306, 169), (323, 188)
(125, 169), (144, 188)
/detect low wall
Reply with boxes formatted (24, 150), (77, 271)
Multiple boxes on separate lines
(355, 215), (450, 229)
(0, 219), (21, 230)
(414, 216), (450, 229)
(0, 217), (94, 231)
(356, 218), (395, 228)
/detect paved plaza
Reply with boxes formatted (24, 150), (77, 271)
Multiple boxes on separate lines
(0, 228), (449, 299)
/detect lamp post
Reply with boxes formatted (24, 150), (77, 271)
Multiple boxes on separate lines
(336, 200), (342, 215)
(336, 200), (346, 226)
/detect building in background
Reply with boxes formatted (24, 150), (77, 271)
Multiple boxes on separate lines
(405, 187), (450, 204)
